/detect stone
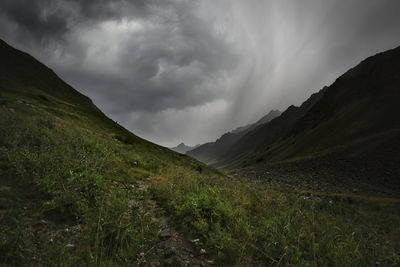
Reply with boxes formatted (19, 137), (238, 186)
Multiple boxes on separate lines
(159, 228), (173, 239)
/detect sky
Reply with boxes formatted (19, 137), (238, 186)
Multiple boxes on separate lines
(1, 0), (400, 147)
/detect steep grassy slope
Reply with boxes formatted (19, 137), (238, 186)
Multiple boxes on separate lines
(187, 110), (281, 164)
(1, 39), (400, 266)
(0, 39), (217, 265)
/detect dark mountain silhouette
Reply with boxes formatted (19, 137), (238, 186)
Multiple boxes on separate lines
(0, 38), (215, 162)
(211, 45), (400, 195)
(170, 142), (200, 154)
(0, 40), (100, 113)
(187, 109), (280, 163)
(213, 88), (327, 167)
(231, 109), (281, 134)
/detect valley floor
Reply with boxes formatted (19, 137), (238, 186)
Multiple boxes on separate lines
(228, 135), (400, 197)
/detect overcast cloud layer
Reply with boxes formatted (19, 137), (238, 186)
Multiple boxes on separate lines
(1, 0), (400, 147)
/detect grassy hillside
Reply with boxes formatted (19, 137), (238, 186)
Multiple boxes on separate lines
(1, 39), (400, 266)
(0, 39), (216, 265)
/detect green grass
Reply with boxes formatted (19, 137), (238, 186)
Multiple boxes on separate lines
(1, 84), (400, 266)
(151, 168), (400, 266)
(0, 80), (213, 265)
(0, 96), (161, 265)
(1, 39), (400, 266)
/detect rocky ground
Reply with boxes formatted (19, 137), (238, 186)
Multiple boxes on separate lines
(229, 148), (400, 197)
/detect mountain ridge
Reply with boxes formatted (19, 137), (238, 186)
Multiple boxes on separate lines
(186, 109), (281, 163)
(210, 45), (400, 195)
(213, 88), (327, 167)
(170, 142), (200, 154)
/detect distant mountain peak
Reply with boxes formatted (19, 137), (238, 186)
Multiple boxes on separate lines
(170, 142), (199, 154)
(187, 109), (281, 163)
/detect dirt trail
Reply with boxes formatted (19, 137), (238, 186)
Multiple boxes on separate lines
(1, 175), (214, 266)
(136, 178), (214, 267)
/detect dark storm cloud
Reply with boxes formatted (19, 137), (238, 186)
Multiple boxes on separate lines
(1, 0), (400, 146)
(0, 0), (69, 44)
(41, 0), (241, 114)
(0, 0), (238, 115)
(101, 7), (239, 114)
(0, 0), (154, 45)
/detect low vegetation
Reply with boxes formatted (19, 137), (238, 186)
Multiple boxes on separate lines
(1, 89), (400, 266)
(1, 40), (399, 266)
(0, 97), (163, 265)
(151, 167), (400, 266)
